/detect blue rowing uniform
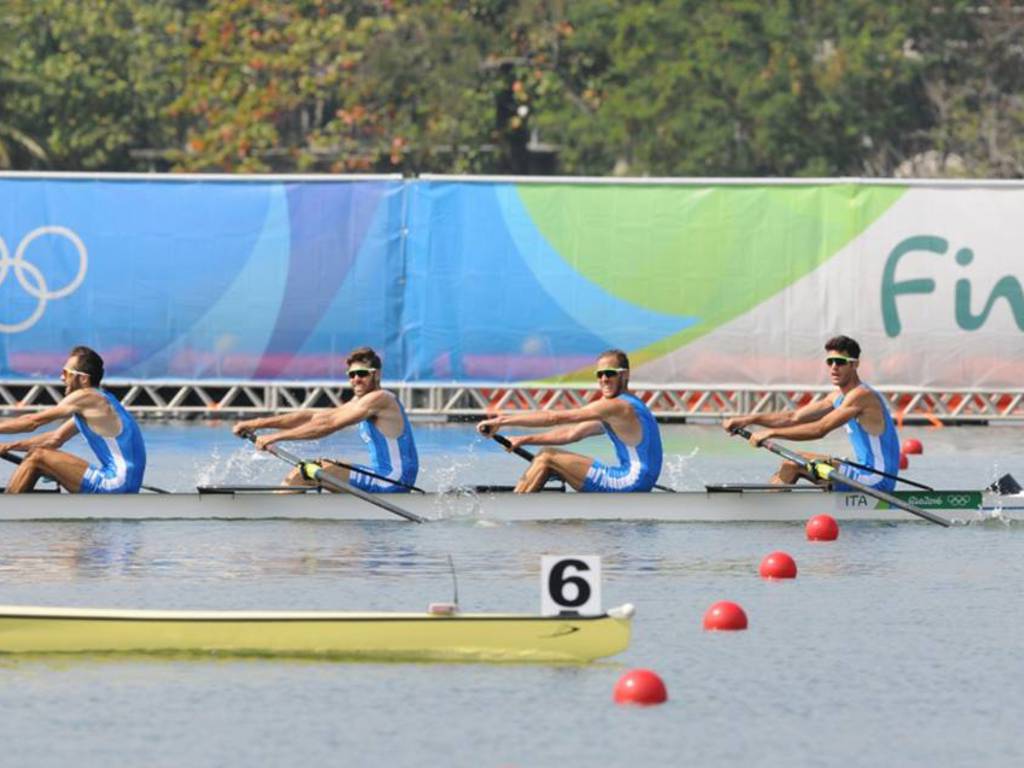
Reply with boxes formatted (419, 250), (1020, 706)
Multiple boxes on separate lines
(346, 395), (418, 493)
(832, 384), (900, 492)
(581, 393), (662, 492)
(74, 390), (147, 494)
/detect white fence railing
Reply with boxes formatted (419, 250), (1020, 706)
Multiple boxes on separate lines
(1, 380), (1021, 424)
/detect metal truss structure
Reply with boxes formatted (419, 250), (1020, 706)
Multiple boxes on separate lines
(0, 379), (1021, 424)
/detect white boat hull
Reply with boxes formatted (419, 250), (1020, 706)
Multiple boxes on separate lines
(0, 487), (1018, 523)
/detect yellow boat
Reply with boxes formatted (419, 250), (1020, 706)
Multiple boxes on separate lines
(0, 603), (634, 663)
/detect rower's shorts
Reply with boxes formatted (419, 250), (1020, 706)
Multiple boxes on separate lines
(831, 463), (896, 493)
(80, 464), (142, 494)
(338, 463), (413, 494)
(581, 460), (656, 493)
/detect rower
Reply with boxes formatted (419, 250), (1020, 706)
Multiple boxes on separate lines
(0, 346), (147, 494)
(477, 349), (662, 493)
(233, 347), (418, 493)
(722, 334), (901, 491)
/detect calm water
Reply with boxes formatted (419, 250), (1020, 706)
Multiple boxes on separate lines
(0, 423), (1021, 767)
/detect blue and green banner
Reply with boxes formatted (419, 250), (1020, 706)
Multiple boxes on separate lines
(1, 175), (1021, 387)
(0, 176), (405, 380)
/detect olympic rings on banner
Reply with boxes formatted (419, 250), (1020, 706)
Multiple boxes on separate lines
(0, 226), (88, 333)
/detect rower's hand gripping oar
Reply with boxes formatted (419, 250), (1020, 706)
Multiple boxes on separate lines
(0, 450), (169, 494)
(238, 430), (424, 523)
(486, 431), (676, 493)
(490, 433), (538, 463)
(729, 427), (949, 527)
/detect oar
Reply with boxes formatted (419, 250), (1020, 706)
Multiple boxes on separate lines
(835, 456), (934, 491)
(316, 456), (425, 493)
(488, 433), (677, 493)
(237, 431), (425, 523)
(0, 450), (169, 494)
(729, 428), (949, 527)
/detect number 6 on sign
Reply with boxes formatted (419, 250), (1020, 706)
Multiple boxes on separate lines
(541, 555), (602, 616)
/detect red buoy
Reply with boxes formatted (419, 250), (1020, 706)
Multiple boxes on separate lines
(759, 551), (797, 579)
(899, 452), (909, 470)
(806, 514), (839, 541)
(702, 601), (748, 631)
(903, 438), (923, 455)
(613, 668), (668, 705)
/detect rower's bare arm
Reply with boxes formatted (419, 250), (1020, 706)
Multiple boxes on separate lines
(258, 399), (374, 447)
(479, 398), (624, 434)
(758, 400), (861, 442)
(233, 411), (316, 436)
(0, 390), (93, 436)
(513, 420), (604, 447)
(724, 397), (834, 432)
(0, 418), (79, 453)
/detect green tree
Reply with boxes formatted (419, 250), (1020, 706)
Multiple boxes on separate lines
(171, 0), (520, 173)
(4, 0), (1024, 178)
(909, 1), (1024, 177)
(1, 0), (188, 171)
(0, 2), (48, 168)
(524, 1), (932, 176)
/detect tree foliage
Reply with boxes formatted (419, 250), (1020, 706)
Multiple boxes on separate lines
(2, 0), (1024, 177)
(0, 0), (188, 170)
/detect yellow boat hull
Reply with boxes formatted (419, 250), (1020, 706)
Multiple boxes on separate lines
(0, 604), (634, 663)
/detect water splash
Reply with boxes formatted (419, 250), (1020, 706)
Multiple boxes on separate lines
(429, 437), (492, 495)
(660, 446), (702, 490)
(191, 443), (280, 488)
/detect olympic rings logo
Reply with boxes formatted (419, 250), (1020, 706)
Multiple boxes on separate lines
(0, 226), (88, 333)
(945, 494), (973, 507)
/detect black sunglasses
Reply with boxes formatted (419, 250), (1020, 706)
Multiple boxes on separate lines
(348, 368), (374, 379)
(595, 368), (627, 379)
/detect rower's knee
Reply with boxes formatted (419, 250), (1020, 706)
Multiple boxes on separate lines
(22, 448), (57, 469)
(534, 448), (558, 467)
(777, 460), (802, 484)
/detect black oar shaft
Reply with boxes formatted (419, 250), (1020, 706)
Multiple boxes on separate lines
(729, 428), (949, 527)
(837, 456), (933, 491)
(491, 434), (538, 463)
(320, 457), (425, 493)
(239, 432), (424, 523)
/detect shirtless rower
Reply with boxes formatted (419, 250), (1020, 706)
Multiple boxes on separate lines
(233, 347), (418, 492)
(722, 335), (901, 491)
(477, 349), (662, 493)
(0, 346), (147, 494)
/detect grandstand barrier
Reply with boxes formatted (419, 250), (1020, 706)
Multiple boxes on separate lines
(0, 380), (1020, 423)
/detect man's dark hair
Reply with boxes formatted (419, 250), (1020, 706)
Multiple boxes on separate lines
(824, 335), (861, 359)
(346, 346), (382, 370)
(597, 349), (630, 368)
(69, 346), (104, 386)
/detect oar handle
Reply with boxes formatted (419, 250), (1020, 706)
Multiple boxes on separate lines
(729, 427), (809, 468)
(490, 433), (537, 462)
(239, 428), (318, 469)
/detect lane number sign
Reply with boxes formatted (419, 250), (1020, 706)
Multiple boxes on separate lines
(541, 555), (602, 616)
